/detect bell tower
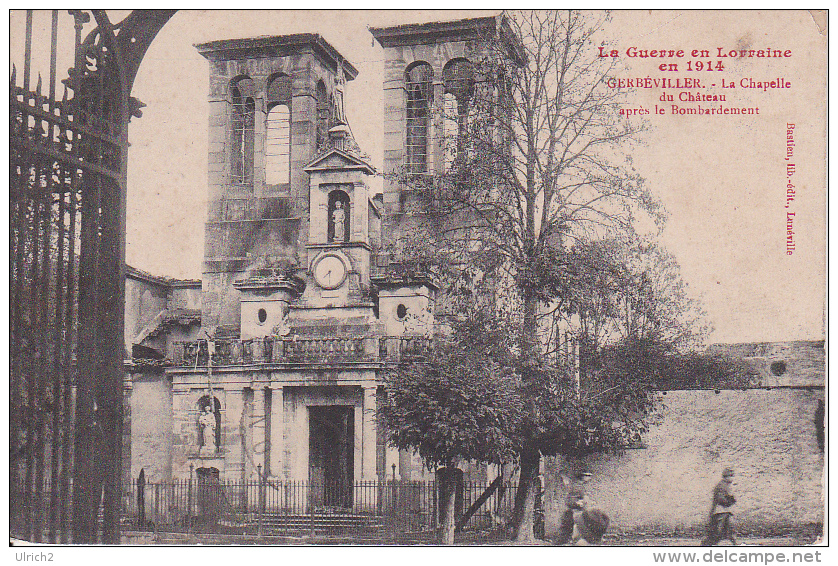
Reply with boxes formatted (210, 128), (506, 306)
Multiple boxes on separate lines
(196, 34), (359, 335)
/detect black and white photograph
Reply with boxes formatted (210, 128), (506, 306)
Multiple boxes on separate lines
(8, 9), (826, 554)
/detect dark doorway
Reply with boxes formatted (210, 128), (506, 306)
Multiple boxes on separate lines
(309, 406), (354, 509)
(195, 467), (221, 527)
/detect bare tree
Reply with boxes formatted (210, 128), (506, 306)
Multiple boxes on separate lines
(392, 10), (664, 541)
(565, 237), (709, 359)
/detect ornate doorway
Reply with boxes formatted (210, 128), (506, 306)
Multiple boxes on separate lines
(308, 406), (354, 509)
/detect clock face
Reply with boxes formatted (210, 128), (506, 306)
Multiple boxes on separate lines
(313, 254), (347, 289)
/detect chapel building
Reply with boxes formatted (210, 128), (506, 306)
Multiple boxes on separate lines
(125, 18), (516, 501)
(123, 16), (824, 534)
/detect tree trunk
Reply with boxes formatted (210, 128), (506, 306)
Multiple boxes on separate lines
(436, 467), (458, 545)
(512, 288), (543, 542)
(512, 446), (540, 542)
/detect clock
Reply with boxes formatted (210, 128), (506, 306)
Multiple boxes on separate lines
(313, 254), (348, 289)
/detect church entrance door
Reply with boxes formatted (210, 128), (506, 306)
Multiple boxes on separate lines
(195, 467), (221, 526)
(308, 406), (354, 509)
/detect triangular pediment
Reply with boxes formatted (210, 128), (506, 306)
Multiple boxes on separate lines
(303, 148), (375, 175)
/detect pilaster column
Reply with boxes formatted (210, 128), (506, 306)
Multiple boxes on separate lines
(252, 386), (268, 478)
(223, 388), (246, 482)
(269, 384), (284, 480)
(362, 386), (377, 480)
(253, 96), (266, 192)
(432, 81), (444, 176)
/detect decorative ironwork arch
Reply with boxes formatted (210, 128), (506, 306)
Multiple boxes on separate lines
(10, 9), (176, 544)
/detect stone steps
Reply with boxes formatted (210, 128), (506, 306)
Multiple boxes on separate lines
(256, 513), (384, 536)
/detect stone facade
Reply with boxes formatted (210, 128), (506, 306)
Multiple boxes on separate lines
(127, 30), (448, 491)
(127, 377), (174, 483)
(123, 17), (824, 531)
(124, 267), (202, 487)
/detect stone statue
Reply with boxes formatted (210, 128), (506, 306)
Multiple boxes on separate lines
(332, 201), (346, 242)
(199, 405), (217, 453)
(332, 62), (347, 125)
(272, 305), (291, 337)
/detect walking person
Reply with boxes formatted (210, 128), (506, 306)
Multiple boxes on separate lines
(702, 467), (738, 546)
(556, 469), (591, 545)
(571, 509), (610, 545)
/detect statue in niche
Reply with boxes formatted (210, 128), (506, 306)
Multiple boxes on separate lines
(199, 405), (217, 454)
(332, 200), (346, 242)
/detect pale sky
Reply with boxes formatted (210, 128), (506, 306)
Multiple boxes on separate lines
(10, 10), (826, 344)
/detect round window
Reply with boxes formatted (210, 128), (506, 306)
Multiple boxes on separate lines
(770, 361), (787, 376)
(257, 308), (268, 324)
(395, 304), (408, 320)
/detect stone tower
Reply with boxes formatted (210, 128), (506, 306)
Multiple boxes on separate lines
(369, 16), (521, 481)
(370, 16), (520, 248)
(368, 17), (521, 356)
(196, 34), (359, 334)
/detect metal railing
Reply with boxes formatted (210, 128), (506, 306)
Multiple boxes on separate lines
(10, 9), (175, 544)
(120, 478), (518, 539)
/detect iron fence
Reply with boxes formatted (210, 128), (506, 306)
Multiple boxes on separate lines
(120, 478), (519, 539)
(10, 9), (174, 543)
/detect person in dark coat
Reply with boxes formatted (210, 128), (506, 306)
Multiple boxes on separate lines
(556, 470), (591, 544)
(572, 509), (610, 545)
(702, 467), (738, 546)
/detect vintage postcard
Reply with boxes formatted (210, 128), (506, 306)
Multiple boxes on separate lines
(8, 9), (826, 555)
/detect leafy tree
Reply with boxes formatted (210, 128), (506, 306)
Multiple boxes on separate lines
(553, 237), (708, 368)
(378, 314), (523, 544)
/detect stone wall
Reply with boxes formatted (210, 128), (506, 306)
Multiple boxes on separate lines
(169, 283), (202, 311)
(544, 388), (825, 535)
(129, 376), (174, 483)
(710, 340), (824, 387)
(124, 273), (168, 350)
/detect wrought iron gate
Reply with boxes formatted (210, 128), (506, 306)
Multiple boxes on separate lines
(9, 9), (174, 543)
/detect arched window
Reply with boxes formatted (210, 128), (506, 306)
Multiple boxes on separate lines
(316, 80), (330, 152)
(231, 77), (255, 185)
(442, 92), (459, 169)
(405, 62), (433, 174)
(328, 190), (351, 243)
(265, 73), (293, 187)
(266, 105), (291, 185)
(442, 59), (475, 168)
